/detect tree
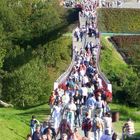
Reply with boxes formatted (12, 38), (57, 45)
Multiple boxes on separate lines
(2, 58), (51, 107)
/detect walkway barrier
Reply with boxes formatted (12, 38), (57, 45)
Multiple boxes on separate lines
(54, 30), (86, 90)
(96, 37), (112, 93)
(54, 5), (112, 100)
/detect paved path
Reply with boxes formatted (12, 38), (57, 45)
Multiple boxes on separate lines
(121, 1), (140, 8)
(70, 13), (98, 140)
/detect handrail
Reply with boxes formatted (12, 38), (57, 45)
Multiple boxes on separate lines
(54, 28), (86, 89)
(54, 10), (112, 93)
(55, 31), (75, 87)
(96, 41), (112, 92)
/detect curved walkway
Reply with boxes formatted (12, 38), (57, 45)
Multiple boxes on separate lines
(50, 0), (113, 140)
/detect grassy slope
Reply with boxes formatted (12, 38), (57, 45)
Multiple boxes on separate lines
(0, 7), (77, 139)
(111, 36), (140, 70)
(100, 36), (140, 137)
(47, 35), (72, 87)
(98, 8), (140, 33)
(0, 104), (50, 140)
(100, 36), (128, 78)
(0, 34), (72, 140)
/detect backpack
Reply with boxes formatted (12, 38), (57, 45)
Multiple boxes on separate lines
(96, 120), (101, 129)
(30, 119), (37, 127)
(82, 118), (92, 131)
(94, 118), (101, 129)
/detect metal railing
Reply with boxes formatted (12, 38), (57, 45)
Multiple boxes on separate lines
(96, 38), (112, 92)
(54, 10), (112, 93)
(54, 29), (86, 89)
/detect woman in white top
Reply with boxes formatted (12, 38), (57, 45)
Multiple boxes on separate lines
(52, 102), (62, 131)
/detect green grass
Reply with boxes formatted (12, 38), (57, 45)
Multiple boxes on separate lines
(98, 8), (140, 33)
(0, 104), (50, 140)
(110, 103), (140, 138)
(100, 36), (140, 137)
(100, 36), (128, 78)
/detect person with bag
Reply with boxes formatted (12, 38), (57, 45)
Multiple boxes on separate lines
(66, 99), (77, 129)
(103, 112), (112, 136)
(30, 115), (40, 135)
(92, 114), (104, 140)
(122, 118), (135, 140)
(82, 112), (92, 138)
(74, 105), (82, 127)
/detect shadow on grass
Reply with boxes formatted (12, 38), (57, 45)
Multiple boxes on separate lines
(134, 132), (140, 137)
(17, 107), (50, 116)
(7, 126), (26, 139)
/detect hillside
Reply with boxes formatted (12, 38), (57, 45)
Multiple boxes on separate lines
(0, 0), (79, 108)
(0, 1), (80, 138)
(100, 36), (140, 137)
(111, 36), (140, 71)
(100, 36), (140, 106)
(98, 8), (140, 33)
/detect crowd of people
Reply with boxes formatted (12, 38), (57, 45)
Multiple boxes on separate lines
(100, 0), (123, 8)
(62, 0), (123, 8)
(27, 0), (135, 140)
(50, 0), (114, 139)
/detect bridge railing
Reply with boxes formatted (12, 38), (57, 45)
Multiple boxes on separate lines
(54, 30), (86, 90)
(54, 11), (112, 95)
(96, 38), (112, 93)
(54, 31), (75, 90)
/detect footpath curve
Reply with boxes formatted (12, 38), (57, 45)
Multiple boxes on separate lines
(54, 8), (112, 98)
(50, 1), (113, 139)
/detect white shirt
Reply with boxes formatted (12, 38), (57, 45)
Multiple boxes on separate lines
(98, 77), (103, 88)
(83, 75), (89, 84)
(103, 117), (112, 135)
(67, 103), (76, 112)
(52, 105), (62, 118)
(62, 94), (70, 104)
(81, 87), (88, 96)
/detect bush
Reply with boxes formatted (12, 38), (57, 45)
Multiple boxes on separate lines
(0, 0), (74, 108)
(2, 58), (51, 108)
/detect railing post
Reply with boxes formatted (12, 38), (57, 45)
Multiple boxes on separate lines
(54, 82), (58, 90)
(108, 83), (112, 93)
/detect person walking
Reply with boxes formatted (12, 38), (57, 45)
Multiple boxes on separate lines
(30, 115), (40, 135)
(82, 112), (92, 138)
(103, 112), (112, 136)
(86, 93), (96, 118)
(32, 125), (42, 140)
(57, 119), (73, 140)
(122, 118), (135, 140)
(92, 114), (104, 140)
(66, 99), (77, 129)
(52, 101), (62, 131)
(43, 122), (56, 140)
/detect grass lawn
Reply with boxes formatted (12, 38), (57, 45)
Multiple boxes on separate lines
(0, 104), (50, 140)
(100, 35), (128, 78)
(97, 8), (140, 33)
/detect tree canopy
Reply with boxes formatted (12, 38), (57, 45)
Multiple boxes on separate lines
(0, 0), (73, 107)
